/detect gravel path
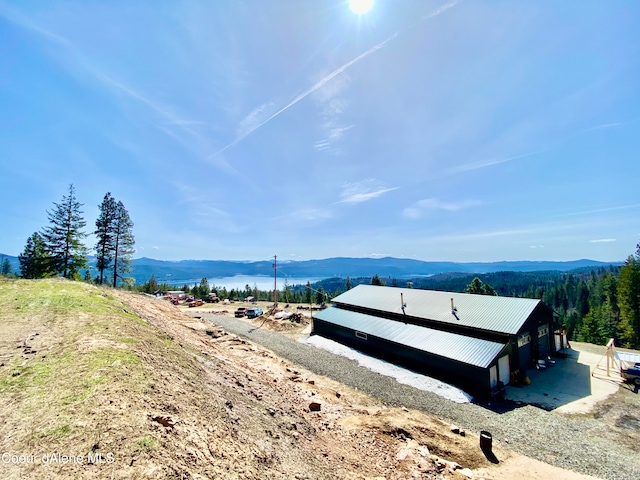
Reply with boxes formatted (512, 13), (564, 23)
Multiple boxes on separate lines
(198, 313), (639, 480)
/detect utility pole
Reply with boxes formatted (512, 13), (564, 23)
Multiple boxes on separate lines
(272, 255), (278, 307)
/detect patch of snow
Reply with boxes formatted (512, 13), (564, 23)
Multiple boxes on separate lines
(303, 335), (472, 404)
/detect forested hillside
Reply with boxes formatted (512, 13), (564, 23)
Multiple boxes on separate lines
(306, 243), (640, 349)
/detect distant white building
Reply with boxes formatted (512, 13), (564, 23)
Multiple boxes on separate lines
(166, 291), (187, 300)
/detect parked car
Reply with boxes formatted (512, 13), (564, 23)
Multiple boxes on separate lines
(205, 293), (220, 303)
(234, 307), (247, 317)
(621, 362), (640, 386)
(188, 299), (204, 307)
(245, 308), (263, 319)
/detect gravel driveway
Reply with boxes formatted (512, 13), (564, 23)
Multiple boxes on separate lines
(197, 312), (640, 480)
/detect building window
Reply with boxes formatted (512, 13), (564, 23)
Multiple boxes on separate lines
(538, 325), (549, 338)
(355, 331), (368, 340)
(517, 332), (531, 347)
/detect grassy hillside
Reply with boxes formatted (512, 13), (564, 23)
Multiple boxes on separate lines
(0, 278), (329, 479)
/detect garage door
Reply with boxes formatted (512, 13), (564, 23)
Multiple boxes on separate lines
(490, 365), (498, 388)
(538, 325), (550, 359)
(498, 355), (510, 385)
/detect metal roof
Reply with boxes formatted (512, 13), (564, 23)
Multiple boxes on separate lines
(331, 284), (542, 335)
(314, 306), (505, 369)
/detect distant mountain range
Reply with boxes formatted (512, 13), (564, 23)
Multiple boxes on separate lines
(0, 254), (621, 285)
(129, 257), (621, 284)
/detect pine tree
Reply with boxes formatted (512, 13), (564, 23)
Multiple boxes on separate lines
(198, 277), (211, 299)
(464, 277), (497, 295)
(578, 304), (610, 345)
(143, 275), (159, 294)
(41, 184), (87, 279)
(618, 252), (640, 348)
(283, 280), (292, 303)
(19, 232), (55, 279)
(315, 286), (326, 305)
(482, 282), (498, 296)
(465, 277), (484, 294)
(305, 281), (312, 304)
(83, 269), (93, 284)
(94, 192), (118, 285)
(111, 201), (135, 288)
(1, 257), (12, 276)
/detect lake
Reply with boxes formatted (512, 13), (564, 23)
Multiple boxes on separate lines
(165, 275), (325, 291)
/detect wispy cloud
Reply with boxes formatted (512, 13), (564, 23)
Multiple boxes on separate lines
(2, 11), (73, 48)
(589, 238), (616, 243)
(339, 179), (398, 204)
(273, 207), (335, 224)
(209, 33), (397, 159)
(530, 245), (545, 249)
(236, 102), (276, 139)
(94, 73), (238, 174)
(1, 11), (237, 174)
(210, 2), (458, 159)
(583, 122), (623, 132)
(450, 149), (548, 174)
(450, 114), (634, 177)
(553, 203), (640, 218)
(402, 198), (482, 219)
(171, 182), (244, 233)
(314, 124), (355, 153)
(312, 70), (353, 155)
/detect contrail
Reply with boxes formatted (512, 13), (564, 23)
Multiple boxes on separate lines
(209, 2), (458, 159)
(449, 148), (550, 174)
(208, 34), (397, 159)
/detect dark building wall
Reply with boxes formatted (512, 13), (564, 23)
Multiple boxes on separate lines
(313, 319), (493, 396)
(514, 304), (554, 372)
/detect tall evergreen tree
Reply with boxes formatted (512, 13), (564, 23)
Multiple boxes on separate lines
(83, 269), (93, 284)
(578, 303), (610, 345)
(111, 201), (135, 287)
(41, 184), (87, 278)
(315, 286), (326, 305)
(465, 277), (498, 296)
(94, 192), (118, 285)
(143, 275), (159, 294)
(198, 277), (211, 299)
(465, 277), (484, 294)
(305, 281), (312, 304)
(19, 232), (55, 279)
(283, 280), (292, 303)
(1, 257), (12, 276)
(618, 250), (640, 348)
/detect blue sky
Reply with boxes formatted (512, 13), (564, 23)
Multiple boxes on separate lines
(1, 0), (639, 263)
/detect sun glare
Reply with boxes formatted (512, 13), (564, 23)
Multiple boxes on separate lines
(349, 0), (374, 15)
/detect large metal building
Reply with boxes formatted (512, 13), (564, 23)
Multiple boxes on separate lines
(312, 284), (557, 396)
